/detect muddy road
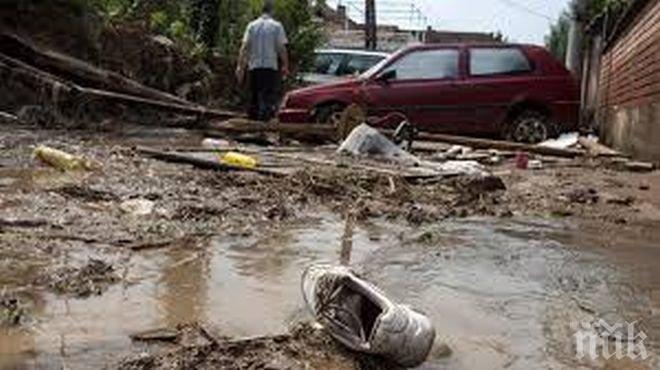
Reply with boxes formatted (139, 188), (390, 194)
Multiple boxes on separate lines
(1, 124), (660, 369)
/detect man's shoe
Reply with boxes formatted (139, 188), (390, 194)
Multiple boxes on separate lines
(301, 264), (435, 367)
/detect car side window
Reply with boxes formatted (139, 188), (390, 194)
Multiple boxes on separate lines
(344, 55), (384, 76)
(383, 49), (459, 81)
(313, 53), (344, 75)
(470, 48), (532, 76)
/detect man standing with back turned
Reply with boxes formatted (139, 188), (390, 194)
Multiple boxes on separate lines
(236, 0), (289, 121)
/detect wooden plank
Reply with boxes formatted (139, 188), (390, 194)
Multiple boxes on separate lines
(0, 51), (238, 124)
(83, 88), (238, 121)
(0, 32), (190, 106)
(208, 118), (335, 137)
(137, 147), (289, 177)
(578, 137), (626, 158)
(210, 119), (583, 159)
(407, 132), (585, 158)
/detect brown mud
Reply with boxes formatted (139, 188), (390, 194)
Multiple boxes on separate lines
(1, 125), (660, 369)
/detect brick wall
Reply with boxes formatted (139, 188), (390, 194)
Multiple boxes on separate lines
(598, 0), (660, 160)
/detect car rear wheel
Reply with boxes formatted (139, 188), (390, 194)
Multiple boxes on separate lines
(314, 104), (346, 125)
(505, 111), (553, 144)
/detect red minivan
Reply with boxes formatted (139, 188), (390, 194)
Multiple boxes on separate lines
(278, 43), (580, 143)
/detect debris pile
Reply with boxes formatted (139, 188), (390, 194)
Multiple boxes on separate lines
(0, 292), (25, 327)
(35, 259), (120, 298)
(118, 323), (392, 370)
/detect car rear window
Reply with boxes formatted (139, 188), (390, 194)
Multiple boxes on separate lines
(313, 53), (344, 75)
(343, 55), (385, 75)
(384, 49), (459, 80)
(470, 48), (532, 76)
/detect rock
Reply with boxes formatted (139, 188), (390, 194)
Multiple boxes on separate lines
(17, 105), (71, 128)
(605, 195), (635, 206)
(615, 217), (628, 225)
(0, 293), (25, 327)
(454, 175), (507, 195)
(566, 188), (599, 204)
(431, 343), (453, 359)
(120, 199), (155, 216)
(625, 161), (655, 173)
(552, 208), (574, 217)
(130, 328), (180, 343)
(0, 111), (18, 125)
(36, 259), (120, 298)
(264, 354), (299, 370)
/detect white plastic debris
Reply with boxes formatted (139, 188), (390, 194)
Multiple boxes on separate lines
(202, 138), (232, 150)
(426, 160), (489, 177)
(538, 132), (579, 149)
(337, 124), (421, 166)
(528, 159), (543, 170)
(446, 145), (471, 157)
(302, 264), (436, 367)
(0, 111), (18, 124)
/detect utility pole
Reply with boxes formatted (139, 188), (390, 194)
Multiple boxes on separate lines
(565, 0), (588, 77)
(365, 0), (377, 50)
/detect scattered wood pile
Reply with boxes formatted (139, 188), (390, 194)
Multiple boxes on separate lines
(0, 32), (238, 127)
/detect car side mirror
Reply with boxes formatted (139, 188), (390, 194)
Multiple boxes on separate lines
(376, 70), (396, 84)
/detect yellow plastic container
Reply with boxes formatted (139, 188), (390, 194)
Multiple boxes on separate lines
(34, 146), (87, 171)
(220, 152), (258, 169)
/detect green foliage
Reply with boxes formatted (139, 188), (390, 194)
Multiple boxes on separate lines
(216, 0), (323, 73)
(545, 10), (571, 61)
(149, 10), (168, 31)
(545, 0), (632, 61)
(88, 0), (323, 72)
(85, 0), (135, 19)
(273, 0), (324, 73)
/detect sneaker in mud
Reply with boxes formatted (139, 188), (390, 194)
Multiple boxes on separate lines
(301, 264), (435, 367)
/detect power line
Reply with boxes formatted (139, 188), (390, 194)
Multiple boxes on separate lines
(332, 0), (431, 29)
(495, 0), (553, 21)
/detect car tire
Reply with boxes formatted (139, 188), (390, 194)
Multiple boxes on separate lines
(314, 104), (346, 125)
(504, 111), (554, 144)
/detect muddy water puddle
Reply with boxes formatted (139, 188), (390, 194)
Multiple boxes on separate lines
(1, 214), (659, 369)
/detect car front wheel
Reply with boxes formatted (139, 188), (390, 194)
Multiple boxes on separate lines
(314, 104), (346, 125)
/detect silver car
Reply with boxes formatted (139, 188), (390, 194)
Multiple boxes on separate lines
(301, 49), (389, 85)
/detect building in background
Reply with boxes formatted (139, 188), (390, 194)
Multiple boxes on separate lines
(314, 2), (502, 52)
(582, 0), (660, 160)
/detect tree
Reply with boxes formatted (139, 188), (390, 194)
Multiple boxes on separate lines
(545, 0), (632, 62)
(190, 0), (221, 49)
(545, 10), (571, 61)
(216, 0), (323, 73)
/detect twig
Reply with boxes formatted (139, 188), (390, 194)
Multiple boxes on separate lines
(129, 239), (174, 251)
(197, 323), (222, 347)
(0, 218), (49, 228)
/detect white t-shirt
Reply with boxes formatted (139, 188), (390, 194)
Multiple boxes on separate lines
(243, 14), (288, 71)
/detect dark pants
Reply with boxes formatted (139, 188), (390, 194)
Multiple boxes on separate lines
(248, 68), (280, 122)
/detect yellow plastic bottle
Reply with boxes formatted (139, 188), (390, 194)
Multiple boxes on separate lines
(220, 152), (258, 169)
(34, 146), (86, 171)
